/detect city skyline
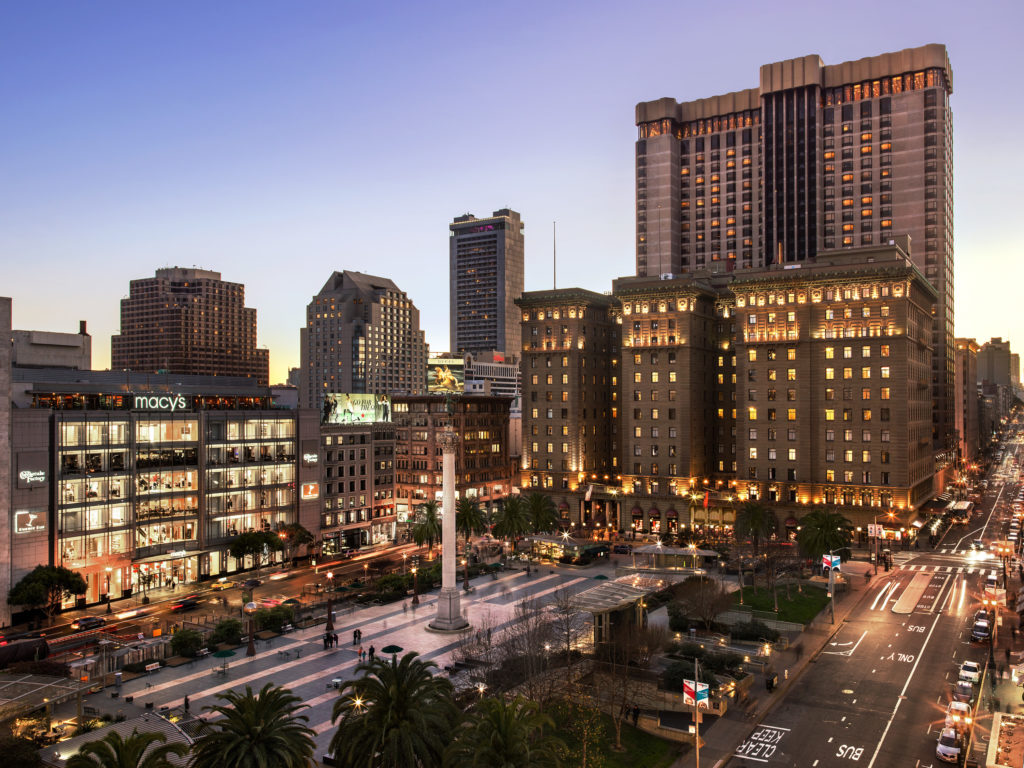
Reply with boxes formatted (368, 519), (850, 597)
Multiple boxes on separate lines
(4, 1), (1023, 384)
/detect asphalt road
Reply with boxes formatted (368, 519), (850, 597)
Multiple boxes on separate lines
(731, 434), (1024, 768)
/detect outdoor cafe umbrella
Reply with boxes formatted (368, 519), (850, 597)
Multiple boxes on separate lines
(380, 644), (403, 662)
(213, 649), (236, 658)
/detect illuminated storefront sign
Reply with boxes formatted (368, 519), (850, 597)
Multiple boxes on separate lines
(302, 452), (319, 465)
(301, 482), (320, 500)
(18, 469), (46, 485)
(132, 394), (189, 412)
(322, 393), (391, 425)
(15, 510), (46, 534)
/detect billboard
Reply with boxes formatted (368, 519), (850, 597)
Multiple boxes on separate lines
(322, 393), (392, 425)
(428, 357), (464, 393)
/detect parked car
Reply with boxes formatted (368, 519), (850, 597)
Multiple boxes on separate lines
(936, 727), (961, 763)
(971, 620), (991, 642)
(170, 595), (201, 612)
(944, 700), (972, 731)
(70, 616), (106, 632)
(953, 680), (975, 704)
(959, 660), (982, 683)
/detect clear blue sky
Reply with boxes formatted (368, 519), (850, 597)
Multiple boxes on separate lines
(3, 0), (1022, 383)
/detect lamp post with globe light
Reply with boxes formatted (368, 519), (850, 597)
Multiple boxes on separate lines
(244, 602), (258, 657)
(326, 571), (334, 633)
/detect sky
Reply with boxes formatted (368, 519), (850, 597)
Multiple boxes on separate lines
(3, 0), (1023, 384)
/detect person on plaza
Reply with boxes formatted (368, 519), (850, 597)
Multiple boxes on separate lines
(368, 645), (375, 661)
(333, 633), (339, 647)
(323, 634), (329, 650)
(631, 704), (639, 726)
(358, 645), (364, 662)
(353, 630), (358, 645)
(183, 695), (189, 713)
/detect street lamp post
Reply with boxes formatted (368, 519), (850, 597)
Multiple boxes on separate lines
(411, 567), (419, 606)
(827, 547), (851, 625)
(102, 569), (112, 618)
(244, 601), (258, 657)
(402, 552), (408, 575)
(326, 571), (334, 633)
(872, 511), (896, 575)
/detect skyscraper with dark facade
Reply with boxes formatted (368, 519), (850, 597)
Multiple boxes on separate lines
(111, 268), (268, 385)
(635, 43), (954, 457)
(449, 209), (525, 357)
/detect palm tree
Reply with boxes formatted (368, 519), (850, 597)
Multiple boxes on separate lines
(734, 500), (778, 592)
(66, 730), (187, 768)
(411, 499), (443, 556)
(456, 497), (487, 590)
(796, 508), (854, 566)
(525, 492), (559, 535)
(330, 652), (458, 768)
(493, 495), (530, 543)
(445, 696), (563, 768)
(190, 683), (315, 768)
(493, 495), (532, 571)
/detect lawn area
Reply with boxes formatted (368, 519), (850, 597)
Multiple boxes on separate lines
(733, 584), (830, 624)
(550, 707), (684, 768)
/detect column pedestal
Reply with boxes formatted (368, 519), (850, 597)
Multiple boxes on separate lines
(428, 426), (470, 634)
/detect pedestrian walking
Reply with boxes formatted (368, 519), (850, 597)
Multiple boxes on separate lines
(487, 627), (492, 644)
(333, 633), (339, 647)
(184, 695), (190, 713)
(353, 630), (358, 645)
(369, 645), (375, 661)
(357, 628), (362, 643)
(358, 645), (364, 662)
(631, 704), (639, 726)
(403, 602), (408, 614)
(323, 634), (329, 650)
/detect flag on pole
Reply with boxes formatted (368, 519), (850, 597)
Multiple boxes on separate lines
(822, 554), (842, 572)
(703, 491), (709, 509)
(585, 484), (593, 502)
(683, 679), (710, 707)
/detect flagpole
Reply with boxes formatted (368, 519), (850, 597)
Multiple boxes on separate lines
(694, 656), (700, 768)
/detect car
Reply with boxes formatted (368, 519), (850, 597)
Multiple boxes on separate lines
(242, 579), (263, 590)
(975, 608), (991, 623)
(612, 544), (632, 554)
(945, 700), (973, 731)
(936, 727), (961, 763)
(70, 616), (106, 632)
(210, 579), (236, 591)
(971, 540), (985, 551)
(959, 660), (982, 683)
(971, 620), (991, 642)
(338, 547), (355, 559)
(953, 680), (975, 703)
(170, 595), (201, 612)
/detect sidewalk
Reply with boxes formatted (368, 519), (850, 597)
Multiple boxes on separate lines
(670, 567), (885, 768)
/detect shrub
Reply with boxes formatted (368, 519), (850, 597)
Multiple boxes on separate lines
(211, 618), (243, 646)
(255, 605), (294, 633)
(170, 628), (205, 658)
(729, 619), (780, 642)
(375, 573), (410, 593)
(663, 660), (718, 691)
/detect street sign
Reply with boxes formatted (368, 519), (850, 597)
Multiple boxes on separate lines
(867, 524), (882, 538)
(822, 554), (842, 572)
(683, 679), (710, 707)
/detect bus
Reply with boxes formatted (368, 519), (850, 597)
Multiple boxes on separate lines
(949, 500), (974, 525)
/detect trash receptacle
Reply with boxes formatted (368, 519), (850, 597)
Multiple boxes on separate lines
(766, 673), (778, 692)
(114, 672), (122, 687)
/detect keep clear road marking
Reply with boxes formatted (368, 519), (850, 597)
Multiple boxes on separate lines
(734, 724), (791, 763)
(865, 571), (958, 768)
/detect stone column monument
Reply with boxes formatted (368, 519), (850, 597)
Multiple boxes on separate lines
(428, 426), (469, 632)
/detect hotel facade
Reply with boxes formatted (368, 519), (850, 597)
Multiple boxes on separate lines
(518, 240), (936, 538)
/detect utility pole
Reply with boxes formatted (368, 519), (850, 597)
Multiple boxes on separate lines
(694, 655), (700, 768)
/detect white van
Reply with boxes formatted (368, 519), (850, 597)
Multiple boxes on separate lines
(986, 571), (1000, 590)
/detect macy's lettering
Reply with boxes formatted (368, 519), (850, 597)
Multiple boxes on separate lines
(133, 395), (188, 412)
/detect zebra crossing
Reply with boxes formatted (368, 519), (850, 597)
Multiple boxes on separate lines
(898, 563), (988, 575)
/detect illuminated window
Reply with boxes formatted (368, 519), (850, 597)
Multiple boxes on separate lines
(880, 345), (890, 357)
(748, 349), (757, 362)
(748, 407), (757, 420)
(861, 146), (872, 155)
(881, 366), (890, 379)
(825, 347), (835, 359)
(861, 209), (873, 217)
(861, 367), (871, 379)
(825, 368), (835, 379)
(861, 388), (871, 400)
(788, 448), (797, 461)
(749, 447), (758, 459)
(880, 219), (892, 229)
(787, 409), (797, 421)
(842, 198), (853, 207)
(843, 368), (853, 379)
(825, 409), (835, 421)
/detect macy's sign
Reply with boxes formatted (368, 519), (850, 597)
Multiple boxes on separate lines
(133, 394), (188, 412)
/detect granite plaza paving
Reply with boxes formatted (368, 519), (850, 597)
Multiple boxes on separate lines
(115, 565), (599, 755)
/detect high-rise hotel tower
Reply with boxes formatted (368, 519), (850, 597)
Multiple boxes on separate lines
(635, 44), (954, 455)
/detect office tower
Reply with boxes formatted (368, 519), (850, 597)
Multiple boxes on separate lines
(111, 267), (269, 385)
(977, 337), (1013, 388)
(299, 271), (428, 411)
(449, 209), (525, 357)
(635, 44), (955, 455)
(954, 338), (980, 462)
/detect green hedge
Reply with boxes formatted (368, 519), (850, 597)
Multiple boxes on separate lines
(255, 605), (295, 633)
(211, 618), (243, 646)
(170, 628), (204, 658)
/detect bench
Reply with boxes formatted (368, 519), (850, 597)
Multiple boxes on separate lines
(196, 648), (211, 657)
(281, 624), (294, 633)
(212, 667), (228, 678)
(144, 663), (161, 674)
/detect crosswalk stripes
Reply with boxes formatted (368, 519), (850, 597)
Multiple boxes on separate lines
(898, 563), (980, 574)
